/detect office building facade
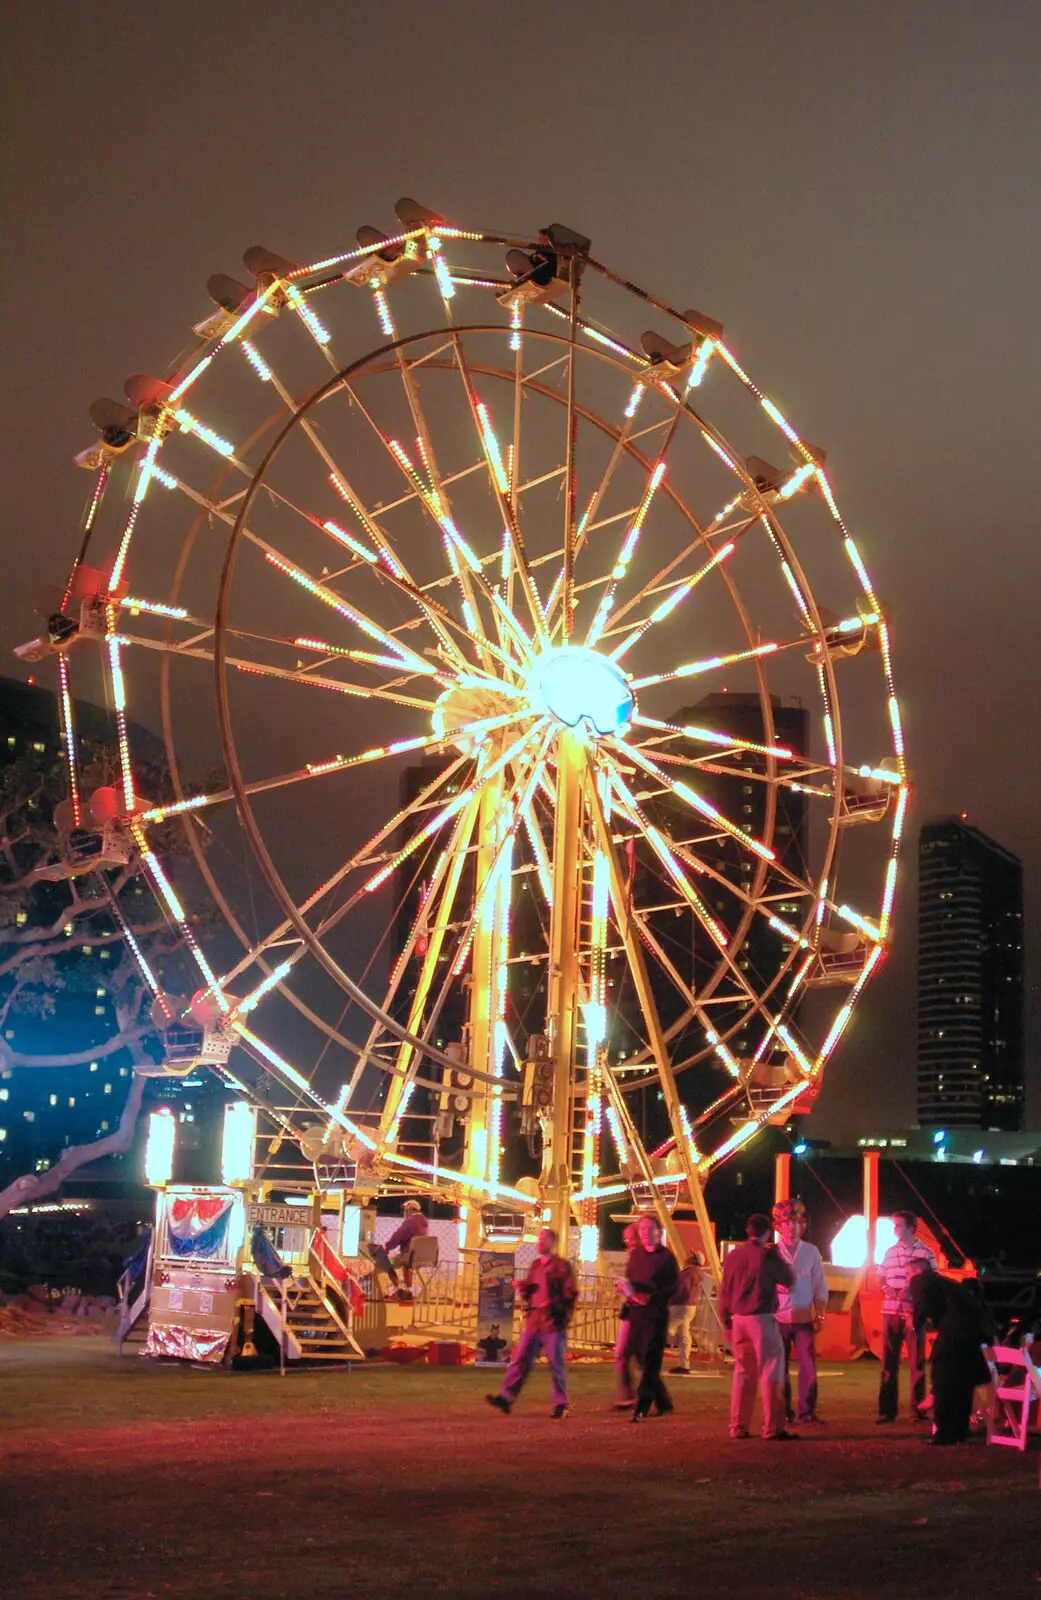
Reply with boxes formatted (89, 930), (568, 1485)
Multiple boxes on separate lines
(917, 817), (1024, 1130)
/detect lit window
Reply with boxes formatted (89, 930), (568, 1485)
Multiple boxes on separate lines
(95, 988), (106, 999)
(0, 1129), (6, 1141)
(82, 946), (93, 955)
(119, 1067), (128, 1077)
(32, 741), (45, 753)
(94, 1006), (105, 1016)
(49, 1094), (57, 1107)
(103, 1083), (112, 1094)
(99, 1120), (109, 1132)
(89, 1063), (99, 1073)
(15, 911), (27, 927)
(6, 736), (14, 747)
(4, 1030), (13, 1041)
(23, 1110), (34, 1122)
(0, 1089), (7, 1101)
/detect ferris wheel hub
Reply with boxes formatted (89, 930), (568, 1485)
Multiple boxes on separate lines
(431, 680), (517, 753)
(526, 646), (634, 737)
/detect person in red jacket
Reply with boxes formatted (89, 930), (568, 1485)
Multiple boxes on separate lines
(486, 1228), (577, 1418)
(719, 1213), (795, 1440)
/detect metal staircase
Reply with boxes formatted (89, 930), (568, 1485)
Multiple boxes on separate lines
(285, 1282), (362, 1362)
(252, 1233), (365, 1364)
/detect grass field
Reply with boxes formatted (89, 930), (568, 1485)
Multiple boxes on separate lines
(2, 1338), (1038, 1599)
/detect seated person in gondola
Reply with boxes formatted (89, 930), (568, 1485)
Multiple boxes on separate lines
(367, 1200), (428, 1300)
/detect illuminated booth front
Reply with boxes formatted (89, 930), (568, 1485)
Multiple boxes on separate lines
(146, 1187), (246, 1362)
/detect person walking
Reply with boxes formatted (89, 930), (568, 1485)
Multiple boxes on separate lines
(668, 1251), (704, 1375)
(613, 1221), (640, 1409)
(719, 1213), (795, 1441)
(486, 1227), (577, 1418)
(875, 1210), (937, 1424)
(624, 1214), (679, 1421)
(772, 1200), (828, 1426)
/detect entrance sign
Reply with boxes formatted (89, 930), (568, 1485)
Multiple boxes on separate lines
(246, 1203), (307, 1229)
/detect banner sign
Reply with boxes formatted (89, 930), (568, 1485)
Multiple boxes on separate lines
(475, 1250), (515, 1365)
(166, 1195), (234, 1260)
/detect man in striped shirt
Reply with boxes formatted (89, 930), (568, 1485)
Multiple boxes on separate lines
(875, 1210), (937, 1423)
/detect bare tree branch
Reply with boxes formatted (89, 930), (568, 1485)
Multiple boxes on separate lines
(0, 1023), (151, 1071)
(0, 913), (169, 978)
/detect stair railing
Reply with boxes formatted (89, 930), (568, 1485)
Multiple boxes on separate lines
(308, 1231), (366, 1358)
(252, 1274), (303, 1366)
(115, 1228), (155, 1350)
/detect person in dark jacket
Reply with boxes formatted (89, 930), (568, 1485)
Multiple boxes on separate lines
(623, 1214), (679, 1421)
(719, 1214), (795, 1440)
(668, 1251), (705, 1374)
(486, 1228), (577, 1418)
(910, 1270), (993, 1446)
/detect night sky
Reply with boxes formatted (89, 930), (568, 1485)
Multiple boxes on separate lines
(3, 2), (1040, 1134)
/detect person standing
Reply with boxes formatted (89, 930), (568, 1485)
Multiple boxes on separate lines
(875, 1209), (937, 1424)
(668, 1251), (704, 1375)
(486, 1227), (577, 1418)
(910, 1269), (993, 1446)
(624, 1214), (679, 1420)
(719, 1213), (795, 1441)
(613, 1221), (640, 1409)
(773, 1200), (829, 1426)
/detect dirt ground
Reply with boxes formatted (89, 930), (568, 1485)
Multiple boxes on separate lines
(1, 1339), (1037, 1600)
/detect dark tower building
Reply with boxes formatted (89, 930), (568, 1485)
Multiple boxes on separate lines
(917, 818), (1024, 1131)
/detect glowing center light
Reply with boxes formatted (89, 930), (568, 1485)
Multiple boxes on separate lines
(526, 647), (634, 736)
(829, 1213), (898, 1269)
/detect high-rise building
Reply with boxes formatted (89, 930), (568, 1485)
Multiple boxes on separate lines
(917, 817), (1024, 1131)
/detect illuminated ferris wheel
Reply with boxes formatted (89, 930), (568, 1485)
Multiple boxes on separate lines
(33, 198), (908, 1268)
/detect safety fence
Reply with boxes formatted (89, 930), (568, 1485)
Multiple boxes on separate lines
(352, 1258), (726, 1359)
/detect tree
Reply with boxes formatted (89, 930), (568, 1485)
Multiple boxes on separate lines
(0, 737), (209, 1220)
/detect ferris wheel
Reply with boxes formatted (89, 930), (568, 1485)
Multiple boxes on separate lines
(30, 198), (908, 1268)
